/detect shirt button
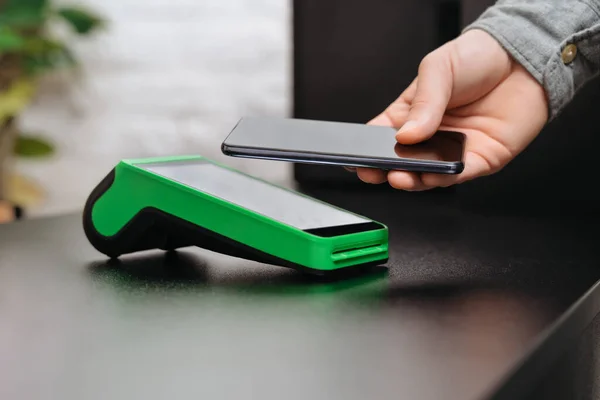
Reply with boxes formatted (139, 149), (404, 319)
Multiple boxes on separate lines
(561, 44), (578, 64)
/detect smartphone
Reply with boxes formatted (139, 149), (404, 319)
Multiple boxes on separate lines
(221, 117), (465, 174)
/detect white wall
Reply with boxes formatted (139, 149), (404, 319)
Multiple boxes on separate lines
(17, 0), (292, 217)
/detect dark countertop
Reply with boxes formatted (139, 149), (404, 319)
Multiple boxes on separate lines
(1, 188), (599, 400)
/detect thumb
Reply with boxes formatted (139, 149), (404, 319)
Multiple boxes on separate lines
(396, 54), (453, 144)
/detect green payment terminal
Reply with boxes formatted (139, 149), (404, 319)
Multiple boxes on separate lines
(83, 156), (389, 275)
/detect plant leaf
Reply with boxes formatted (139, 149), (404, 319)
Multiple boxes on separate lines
(21, 37), (54, 55)
(0, 79), (35, 124)
(22, 38), (78, 76)
(0, 8), (45, 28)
(23, 54), (54, 75)
(0, 27), (26, 52)
(14, 134), (54, 157)
(24, 37), (76, 63)
(2, 0), (47, 11)
(0, 0), (47, 28)
(56, 7), (104, 35)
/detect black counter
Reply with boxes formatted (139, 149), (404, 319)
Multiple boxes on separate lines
(1, 188), (599, 400)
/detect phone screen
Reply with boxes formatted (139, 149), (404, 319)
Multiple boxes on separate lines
(223, 117), (465, 164)
(138, 160), (375, 233)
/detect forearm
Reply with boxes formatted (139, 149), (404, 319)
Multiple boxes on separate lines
(464, 0), (600, 120)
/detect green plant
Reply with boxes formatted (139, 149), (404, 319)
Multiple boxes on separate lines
(0, 0), (104, 157)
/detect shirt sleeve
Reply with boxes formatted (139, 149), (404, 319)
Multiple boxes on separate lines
(463, 0), (600, 120)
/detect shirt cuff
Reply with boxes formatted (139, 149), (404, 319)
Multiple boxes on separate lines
(463, 0), (600, 120)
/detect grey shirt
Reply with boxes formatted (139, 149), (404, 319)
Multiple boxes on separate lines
(465, 0), (600, 120)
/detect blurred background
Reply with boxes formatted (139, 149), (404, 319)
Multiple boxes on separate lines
(3, 0), (600, 223)
(0, 0), (291, 220)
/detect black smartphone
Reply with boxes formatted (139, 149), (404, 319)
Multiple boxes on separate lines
(221, 117), (466, 174)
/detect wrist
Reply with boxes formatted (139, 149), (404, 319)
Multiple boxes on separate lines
(464, 1), (600, 120)
(460, 29), (513, 77)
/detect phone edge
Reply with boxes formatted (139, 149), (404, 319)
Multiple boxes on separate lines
(221, 144), (464, 175)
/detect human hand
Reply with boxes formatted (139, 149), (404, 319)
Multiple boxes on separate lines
(354, 29), (549, 190)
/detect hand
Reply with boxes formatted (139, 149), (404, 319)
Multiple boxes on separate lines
(354, 29), (549, 190)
